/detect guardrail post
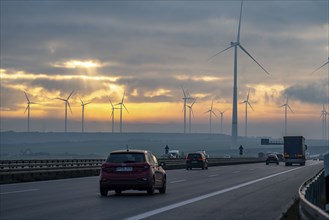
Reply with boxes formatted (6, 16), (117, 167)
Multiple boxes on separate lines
(325, 152), (329, 212)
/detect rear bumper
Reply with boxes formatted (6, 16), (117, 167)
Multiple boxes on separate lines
(285, 159), (305, 163)
(186, 162), (206, 168)
(100, 178), (151, 191)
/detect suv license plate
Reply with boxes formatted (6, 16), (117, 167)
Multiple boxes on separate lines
(116, 167), (133, 172)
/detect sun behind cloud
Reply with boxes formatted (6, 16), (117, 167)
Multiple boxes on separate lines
(51, 60), (106, 69)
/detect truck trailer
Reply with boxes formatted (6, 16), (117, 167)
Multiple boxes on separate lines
(283, 136), (306, 166)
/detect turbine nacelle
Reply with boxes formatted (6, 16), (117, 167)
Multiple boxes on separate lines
(230, 42), (239, 46)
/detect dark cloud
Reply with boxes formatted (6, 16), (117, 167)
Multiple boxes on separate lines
(0, 85), (24, 111)
(283, 81), (329, 104)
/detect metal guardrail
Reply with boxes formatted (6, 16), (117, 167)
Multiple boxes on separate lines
(0, 157), (264, 184)
(0, 159), (104, 171)
(299, 168), (329, 220)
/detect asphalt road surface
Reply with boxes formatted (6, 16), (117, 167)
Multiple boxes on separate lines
(0, 160), (323, 220)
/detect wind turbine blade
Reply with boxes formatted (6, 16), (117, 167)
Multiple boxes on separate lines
(67, 90), (74, 100)
(247, 88), (250, 101)
(123, 103), (129, 113)
(287, 105), (294, 113)
(108, 98), (114, 107)
(191, 108), (195, 119)
(311, 61), (329, 74)
(212, 110), (218, 118)
(67, 101), (73, 113)
(239, 44), (270, 75)
(237, 0), (243, 43)
(181, 87), (187, 98)
(24, 105), (29, 113)
(248, 102), (255, 112)
(79, 97), (84, 105)
(208, 45), (234, 61)
(121, 91), (125, 103)
(24, 92), (30, 102)
(85, 101), (92, 105)
(191, 98), (197, 107)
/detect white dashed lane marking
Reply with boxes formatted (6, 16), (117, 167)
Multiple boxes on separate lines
(170, 179), (186, 184)
(0, 189), (40, 195)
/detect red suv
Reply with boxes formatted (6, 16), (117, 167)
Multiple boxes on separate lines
(99, 149), (166, 196)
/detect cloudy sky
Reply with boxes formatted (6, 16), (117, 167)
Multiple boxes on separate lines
(1, 0), (328, 139)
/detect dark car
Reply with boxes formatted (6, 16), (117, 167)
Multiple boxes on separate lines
(99, 149), (166, 196)
(186, 152), (208, 170)
(266, 154), (279, 165)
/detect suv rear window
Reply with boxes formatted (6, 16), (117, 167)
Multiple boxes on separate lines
(187, 153), (203, 159)
(107, 153), (146, 163)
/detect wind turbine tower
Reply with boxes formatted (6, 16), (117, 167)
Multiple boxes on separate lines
(280, 97), (293, 136)
(24, 92), (36, 132)
(209, 0), (269, 147)
(219, 110), (226, 134)
(186, 98), (196, 133)
(240, 89), (254, 137)
(56, 90), (74, 132)
(205, 100), (218, 134)
(321, 104), (328, 140)
(182, 88), (193, 133)
(109, 98), (119, 133)
(80, 98), (91, 132)
(116, 92), (128, 133)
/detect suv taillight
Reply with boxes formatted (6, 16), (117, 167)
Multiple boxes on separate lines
(134, 164), (150, 172)
(102, 164), (116, 173)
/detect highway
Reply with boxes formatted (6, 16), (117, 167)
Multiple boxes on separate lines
(0, 160), (323, 220)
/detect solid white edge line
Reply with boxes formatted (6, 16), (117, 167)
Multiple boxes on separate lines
(125, 166), (304, 220)
(0, 189), (40, 195)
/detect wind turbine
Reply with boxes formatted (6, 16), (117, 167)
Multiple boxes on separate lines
(240, 89), (254, 137)
(311, 57), (329, 74)
(116, 92), (128, 133)
(186, 98), (196, 133)
(79, 98), (91, 133)
(182, 88), (194, 134)
(56, 90), (74, 132)
(24, 92), (36, 132)
(280, 97), (293, 136)
(219, 110), (226, 134)
(109, 98), (119, 133)
(209, 0), (269, 147)
(205, 100), (218, 134)
(321, 104), (328, 140)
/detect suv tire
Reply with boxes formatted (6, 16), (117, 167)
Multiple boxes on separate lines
(100, 187), (108, 197)
(147, 178), (155, 195)
(159, 177), (166, 194)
